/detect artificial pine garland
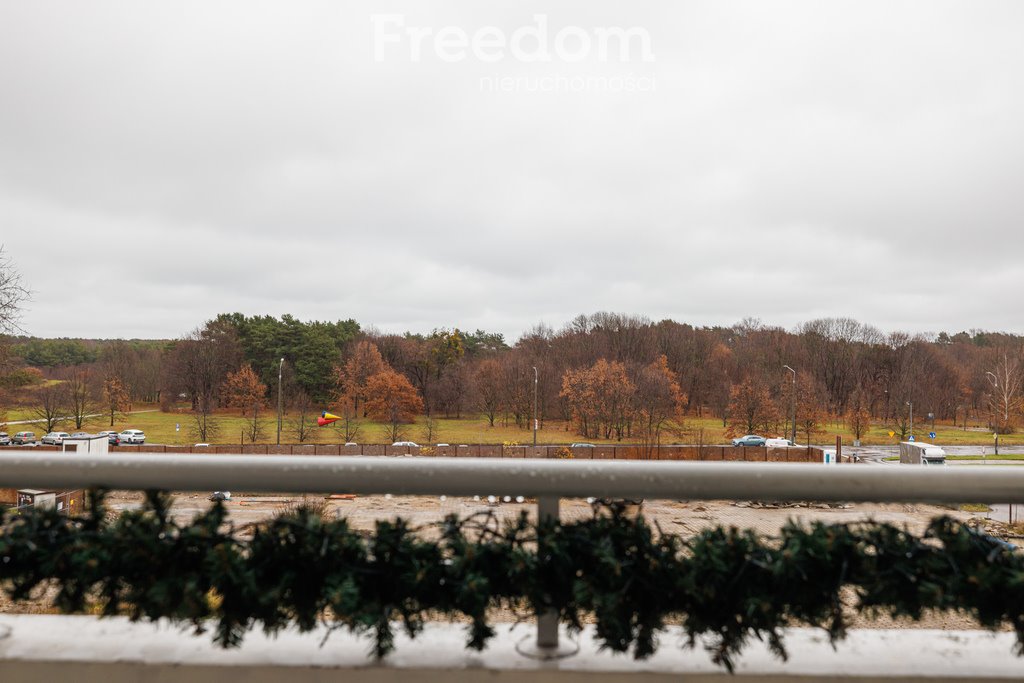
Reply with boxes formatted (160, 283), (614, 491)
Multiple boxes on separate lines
(0, 491), (1022, 671)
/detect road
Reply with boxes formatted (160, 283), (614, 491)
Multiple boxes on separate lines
(2, 409), (159, 427)
(847, 444), (1024, 465)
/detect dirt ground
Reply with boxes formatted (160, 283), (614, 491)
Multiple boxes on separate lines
(0, 493), (996, 632)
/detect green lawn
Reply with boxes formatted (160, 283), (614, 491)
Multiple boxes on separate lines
(2, 405), (1021, 447)
(947, 454), (1024, 461)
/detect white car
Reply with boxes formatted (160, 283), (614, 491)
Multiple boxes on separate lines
(119, 429), (146, 444)
(392, 441), (419, 447)
(41, 431), (71, 445)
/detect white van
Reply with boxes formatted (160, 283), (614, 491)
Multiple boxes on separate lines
(765, 438), (800, 448)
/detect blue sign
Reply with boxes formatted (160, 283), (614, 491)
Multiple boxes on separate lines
(929, 432), (936, 439)
(908, 435), (916, 442)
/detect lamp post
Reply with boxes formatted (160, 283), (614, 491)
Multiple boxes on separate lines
(276, 357), (284, 445)
(783, 365), (796, 444)
(532, 366), (538, 447)
(906, 401), (913, 440)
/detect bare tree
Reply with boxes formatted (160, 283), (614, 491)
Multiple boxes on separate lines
(420, 415), (442, 444)
(332, 397), (362, 444)
(59, 367), (94, 430)
(0, 247), (29, 335)
(986, 350), (1023, 434)
(32, 383), (69, 433)
(287, 390), (315, 443)
(190, 395), (220, 443)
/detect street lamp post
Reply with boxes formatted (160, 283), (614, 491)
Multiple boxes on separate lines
(906, 401), (913, 440)
(532, 366), (538, 447)
(276, 357), (284, 445)
(783, 365), (796, 444)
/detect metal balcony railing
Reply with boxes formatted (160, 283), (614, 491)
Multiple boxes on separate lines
(1, 452), (1022, 658)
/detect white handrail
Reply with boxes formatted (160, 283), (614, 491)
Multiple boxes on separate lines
(0, 453), (1021, 503)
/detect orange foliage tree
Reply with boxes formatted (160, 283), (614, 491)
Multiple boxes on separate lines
(727, 376), (778, 436)
(560, 359), (636, 440)
(364, 369), (424, 442)
(334, 341), (389, 418)
(634, 355), (687, 453)
(102, 376), (130, 427)
(221, 364), (267, 443)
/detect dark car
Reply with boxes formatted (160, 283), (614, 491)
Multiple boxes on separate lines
(731, 434), (767, 447)
(97, 430), (121, 446)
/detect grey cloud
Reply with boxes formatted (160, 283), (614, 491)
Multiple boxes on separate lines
(1, 0), (1023, 340)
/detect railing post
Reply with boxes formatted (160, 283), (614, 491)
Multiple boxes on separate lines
(517, 494), (578, 659)
(537, 495), (559, 650)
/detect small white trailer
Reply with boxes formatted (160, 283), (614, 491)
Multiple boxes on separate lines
(899, 441), (947, 466)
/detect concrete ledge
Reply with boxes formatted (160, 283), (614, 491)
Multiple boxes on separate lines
(0, 615), (1020, 681)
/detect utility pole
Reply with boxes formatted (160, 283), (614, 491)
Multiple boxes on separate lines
(532, 366), (538, 447)
(783, 365), (796, 444)
(277, 357), (284, 445)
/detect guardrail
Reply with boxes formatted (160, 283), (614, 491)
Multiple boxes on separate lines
(1, 453), (1022, 660)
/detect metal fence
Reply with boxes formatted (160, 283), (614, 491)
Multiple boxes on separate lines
(1, 452), (1022, 658)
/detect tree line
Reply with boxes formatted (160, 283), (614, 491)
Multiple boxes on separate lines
(2, 309), (1024, 443)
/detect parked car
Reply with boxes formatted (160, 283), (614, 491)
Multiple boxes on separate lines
(0, 432), (10, 446)
(41, 431), (71, 445)
(731, 434), (767, 447)
(765, 438), (802, 448)
(392, 441), (419, 447)
(70, 432), (89, 438)
(12, 431), (36, 445)
(118, 429), (145, 444)
(570, 442), (596, 448)
(97, 430), (121, 446)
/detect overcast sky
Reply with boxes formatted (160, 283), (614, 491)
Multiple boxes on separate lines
(1, 1), (1022, 341)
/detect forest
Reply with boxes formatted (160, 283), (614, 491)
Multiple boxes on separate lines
(2, 312), (1023, 444)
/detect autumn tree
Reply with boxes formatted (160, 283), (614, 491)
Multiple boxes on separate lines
(102, 375), (130, 427)
(794, 377), (826, 445)
(335, 341), (389, 418)
(500, 354), (533, 429)
(221, 364), (268, 443)
(164, 320), (242, 413)
(364, 369), (424, 442)
(560, 359), (635, 440)
(473, 359), (504, 427)
(845, 392), (872, 443)
(727, 376), (778, 435)
(634, 355), (686, 455)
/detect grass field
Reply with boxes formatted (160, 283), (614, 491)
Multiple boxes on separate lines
(947, 454), (1024, 461)
(3, 405), (1022, 447)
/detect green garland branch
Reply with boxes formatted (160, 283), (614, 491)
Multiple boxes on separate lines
(0, 492), (1022, 671)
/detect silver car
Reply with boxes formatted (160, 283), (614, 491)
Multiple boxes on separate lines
(41, 431), (71, 445)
